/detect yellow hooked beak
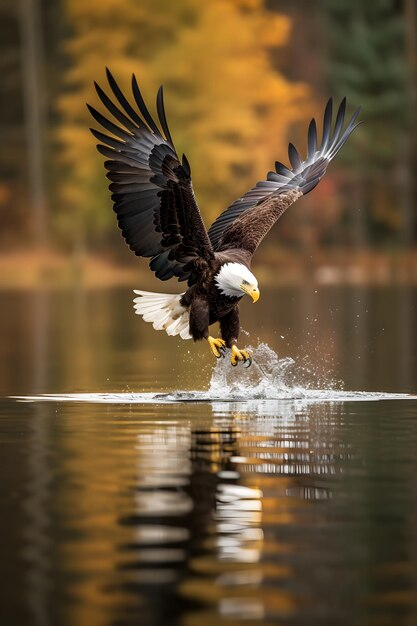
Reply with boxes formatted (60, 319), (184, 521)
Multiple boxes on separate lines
(241, 283), (260, 303)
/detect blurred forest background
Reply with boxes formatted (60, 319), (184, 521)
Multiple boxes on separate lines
(0, 0), (416, 286)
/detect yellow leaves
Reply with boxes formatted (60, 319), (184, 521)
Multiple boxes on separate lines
(56, 0), (310, 245)
(67, 0), (144, 23)
(147, 1), (309, 217)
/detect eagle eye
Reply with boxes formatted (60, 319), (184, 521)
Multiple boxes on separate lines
(242, 279), (249, 286)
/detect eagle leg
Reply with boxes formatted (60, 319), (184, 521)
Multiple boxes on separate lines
(231, 345), (252, 368)
(208, 336), (226, 359)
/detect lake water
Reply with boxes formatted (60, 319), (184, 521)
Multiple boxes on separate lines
(1, 285), (417, 626)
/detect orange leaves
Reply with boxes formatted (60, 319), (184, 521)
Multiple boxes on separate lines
(150, 1), (308, 217)
(57, 0), (310, 245)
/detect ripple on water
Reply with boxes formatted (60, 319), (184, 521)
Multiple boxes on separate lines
(11, 343), (417, 406)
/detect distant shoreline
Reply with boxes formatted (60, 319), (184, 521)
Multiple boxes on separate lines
(1, 248), (417, 289)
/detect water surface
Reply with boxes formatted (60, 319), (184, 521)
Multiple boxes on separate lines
(1, 286), (417, 626)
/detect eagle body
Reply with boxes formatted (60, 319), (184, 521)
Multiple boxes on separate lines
(181, 256), (248, 343)
(89, 70), (361, 366)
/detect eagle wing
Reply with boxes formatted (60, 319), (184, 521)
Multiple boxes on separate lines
(208, 98), (361, 255)
(88, 70), (213, 285)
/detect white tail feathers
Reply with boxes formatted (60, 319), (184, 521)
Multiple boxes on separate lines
(132, 290), (192, 340)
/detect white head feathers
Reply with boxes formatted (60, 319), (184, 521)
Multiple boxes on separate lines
(215, 263), (258, 298)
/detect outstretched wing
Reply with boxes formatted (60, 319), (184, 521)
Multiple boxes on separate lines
(88, 69), (213, 285)
(208, 98), (361, 254)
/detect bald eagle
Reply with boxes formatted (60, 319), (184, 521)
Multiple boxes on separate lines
(89, 70), (361, 367)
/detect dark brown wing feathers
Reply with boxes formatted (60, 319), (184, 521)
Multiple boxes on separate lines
(216, 190), (302, 255)
(90, 79), (361, 277)
(88, 70), (213, 285)
(209, 98), (361, 254)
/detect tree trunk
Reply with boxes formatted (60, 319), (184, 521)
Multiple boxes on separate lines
(403, 0), (417, 245)
(19, 0), (47, 246)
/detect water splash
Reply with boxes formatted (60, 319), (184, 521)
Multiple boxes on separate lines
(208, 342), (332, 400)
(11, 342), (417, 405)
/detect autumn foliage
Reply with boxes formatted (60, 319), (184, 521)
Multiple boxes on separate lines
(56, 0), (309, 248)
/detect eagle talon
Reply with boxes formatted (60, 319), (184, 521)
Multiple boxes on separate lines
(231, 345), (252, 367)
(243, 355), (252, 368)
(208, 336), (226, 359)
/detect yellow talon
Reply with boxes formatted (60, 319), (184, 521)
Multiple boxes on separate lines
(208, 336), (226, 359)
(231, 345), (252, 367)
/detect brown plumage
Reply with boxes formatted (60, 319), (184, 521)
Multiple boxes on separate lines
(215, 189), (303, 254)
(89, 70), (361, 366)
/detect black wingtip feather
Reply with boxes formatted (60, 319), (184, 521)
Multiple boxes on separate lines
(288, 142), (302, 170)
(275, 161), (292, 177)
(87, 103), (105, 127)
(156, 85), (174, 147)
(307, 118), (318, 159)
(87, 103), (132, 141)
(321, 98), (333, 151)
(182, 154), (191, 177)
(93, 80), (138, 133)
(104, 69), (145, 129)
(332, 97), (347, 141)
(132, 74), (160, 135)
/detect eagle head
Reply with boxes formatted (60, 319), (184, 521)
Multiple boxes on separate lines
(215, 263), (260, 302)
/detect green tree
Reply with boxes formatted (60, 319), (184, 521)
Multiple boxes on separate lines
(322, 0), (411, 245)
